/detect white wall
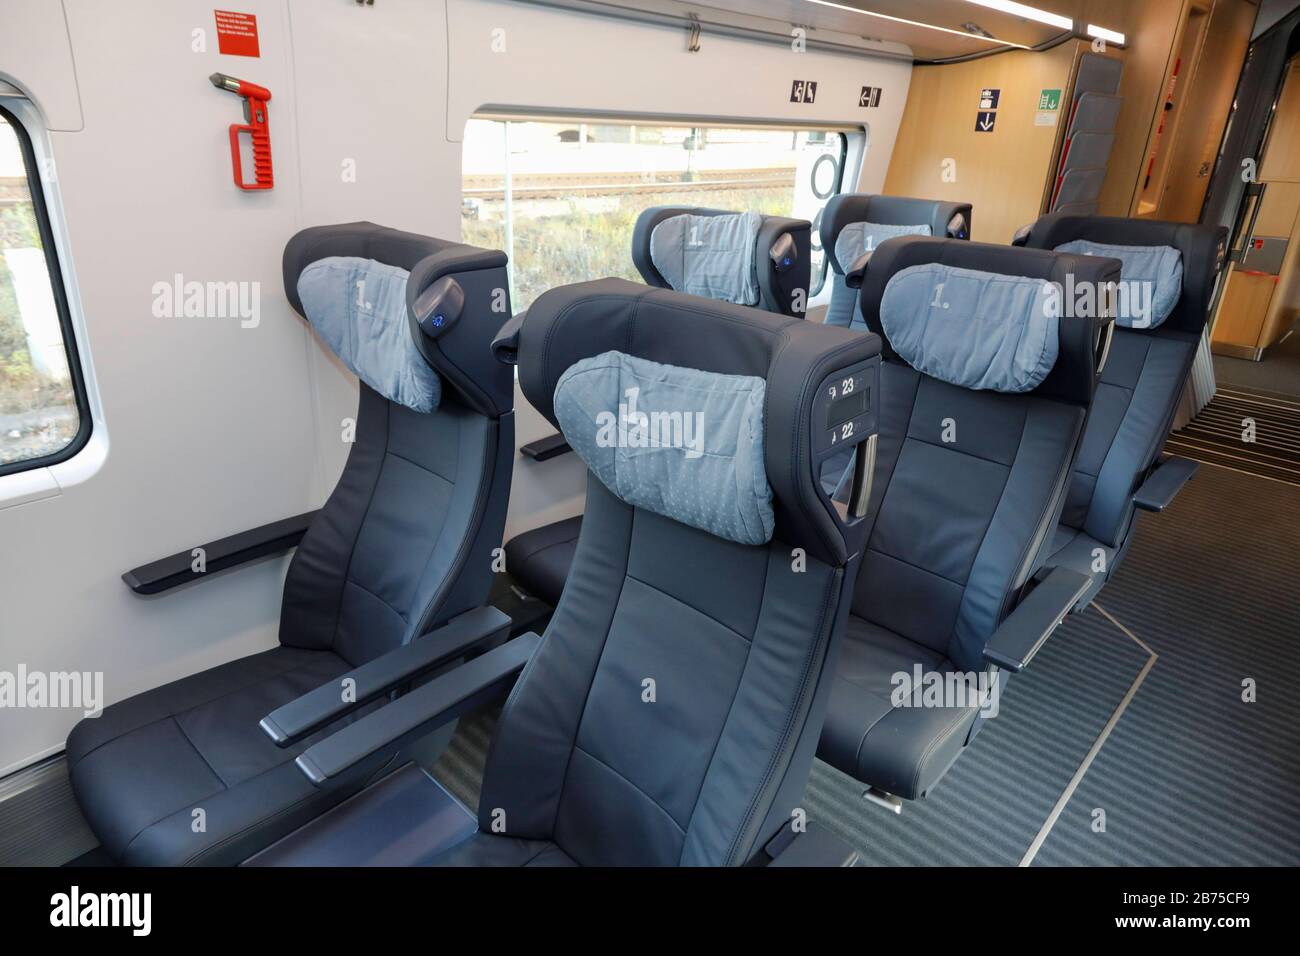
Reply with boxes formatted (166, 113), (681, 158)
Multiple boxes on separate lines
(0, 0), (910, 775)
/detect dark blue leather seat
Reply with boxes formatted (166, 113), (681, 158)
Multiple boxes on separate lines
(503, 205), (812, 610)
(1017, 213), (1228, 607)
(252, 278), (882, 866)
(820, 193), (972, 331)
(817, 236), (1114, 801)
(67, 223), (516, 865)
(816, 193), (972, 498)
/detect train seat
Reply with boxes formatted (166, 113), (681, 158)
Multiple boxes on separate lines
(503, 205), (812, 611)
(1015, 213), (1227, 609)
(66, 223), (516, 865)
(820, 193), (973, 331)
(817, 236), (1112, 801)
(817, 193), (973, 497)
(249, 279), (880, 867)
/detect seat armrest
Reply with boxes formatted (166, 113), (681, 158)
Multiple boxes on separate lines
(760, 821), (860, 867)
(844, 251), (872, 289)
(983, 566), (1092, 672)
(295, 632), (540, 786)
(122, 511), (319, 595)
(490, 309), (527, 365)
(1133, 455), (1197, 512)
(260, 606), (512, 747)
(520, 432), (572, 462)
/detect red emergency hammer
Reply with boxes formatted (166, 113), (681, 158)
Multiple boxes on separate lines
(209, 73), (273, 191)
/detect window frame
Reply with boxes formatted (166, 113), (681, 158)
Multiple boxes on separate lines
(808, 129), (849, 297)
(0, 102), (92, 479)
(463, 111), (857, 307)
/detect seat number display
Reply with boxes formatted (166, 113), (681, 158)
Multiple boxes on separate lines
(825, 372), (871, 445)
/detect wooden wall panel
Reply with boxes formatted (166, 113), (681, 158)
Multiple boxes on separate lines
(1158, 0), (1259, 221)
(1087, 0), (1191, 216)
(882, 42), (1078, 244)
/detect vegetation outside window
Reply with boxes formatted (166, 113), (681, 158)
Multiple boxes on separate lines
(461, 118), (849, 313)
(0, 105), (88, 474)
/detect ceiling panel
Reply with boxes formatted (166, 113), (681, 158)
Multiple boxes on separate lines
(528, 0), (1104, 61)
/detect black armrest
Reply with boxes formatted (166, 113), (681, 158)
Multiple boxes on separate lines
(122, 511), (319, 595)
(260, 605), (511, 747)
(1010, 222), (1033, 247)
(1133, 455), (1197, 512)
(844, 251), (872, 289)
(760, 821), (860, 867)
(520, 432), (572, 462)
(490, 309), (527, 365)
(983, 566), (1092, 672)
(296, 632), (541, 786)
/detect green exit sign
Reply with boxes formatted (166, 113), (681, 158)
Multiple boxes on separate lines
(1038, 88), (1063, 111)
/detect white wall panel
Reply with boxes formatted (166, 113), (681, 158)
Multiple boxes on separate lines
(0, 0), (910, 773)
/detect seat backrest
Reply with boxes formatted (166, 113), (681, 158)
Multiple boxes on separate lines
(821, 193), (973, 330)
(852, 236), (1115, 671)
(278, 222), (515, 667)
(1020, 213), (1227, 547)
(631, 205), (811, 316)
(480, 279), (881, 865)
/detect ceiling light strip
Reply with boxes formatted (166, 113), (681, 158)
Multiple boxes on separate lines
(1086, 24), (1126, 45)
(802, 0), (1031, 50)
(964, 0), (1073, 31)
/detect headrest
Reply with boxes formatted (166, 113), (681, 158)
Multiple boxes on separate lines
(1053, 240), (1181, 329)
(859, 237), (1119, 406)
(283, 222), (513, 417)
(650, 210), (761, 305)
(631, 206), (811, 316)
(1018, 213), (1227, 337)
(296, 257), (442, 412)
(517, 279), (881, 566)
(554, 351), (773, 546)
(822, 193), (973, 275)
(879, 263), (1060, 393)
(834, 221), (932, 282)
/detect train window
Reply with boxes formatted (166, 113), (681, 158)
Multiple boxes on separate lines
(462, 117), (849, 312)
(0, 105), (89, 475)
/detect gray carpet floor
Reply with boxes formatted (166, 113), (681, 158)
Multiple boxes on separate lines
(438, 463), (1300, 865)
(1213, 326), (1300, 398)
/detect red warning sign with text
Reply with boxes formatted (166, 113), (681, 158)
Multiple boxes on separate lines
(214, 10), (260, 58)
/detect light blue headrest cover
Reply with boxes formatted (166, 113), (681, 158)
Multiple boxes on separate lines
(881, 263), (1059, 393)
(297, 256), (441, 412)
(1054, 239), (1182, 329)
(554, 350), (773, 546)
(834, 220), (931, 273)
(649, 212), (762, 305)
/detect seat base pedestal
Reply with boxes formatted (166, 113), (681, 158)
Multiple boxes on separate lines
(245, 763), (476, 867)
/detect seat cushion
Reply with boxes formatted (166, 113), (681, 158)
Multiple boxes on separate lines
(819, 616), (983, 800)
(67, 645), (385, 866)
(503, 516), (582, 607)
(1047, 523), (1123, 610)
